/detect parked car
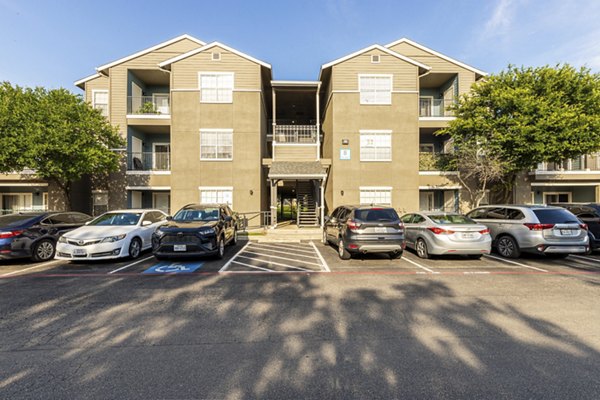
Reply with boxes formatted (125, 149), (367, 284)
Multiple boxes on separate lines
(466, 205), (589, 258)
(400, 212), (491, 259)
(0, 211), (92, 262)
(152, 204), (238, 259)
(323, 205), (405, 260)
(55, 209), (167, 261)
(550, 203), (600, 252)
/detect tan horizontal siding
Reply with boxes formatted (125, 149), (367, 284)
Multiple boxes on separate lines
(84, 75), (109, 103)
(171, 45), (261, 90)
(331, 49), (418, 91)
(273, 145), (318, 161)
(388, 42), (431, 58)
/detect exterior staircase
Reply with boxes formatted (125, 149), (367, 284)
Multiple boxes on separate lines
(296, 181), (319, 227)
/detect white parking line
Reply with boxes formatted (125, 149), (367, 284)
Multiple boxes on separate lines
(258, 242), (314, 251)
(569, 254), (600, 263)
(219, 242), (251, 272)
(0, 259), (64, 277)
(108, 256), (154, 274)
(242, 250), (323, 267)
(231, 260), (275, 272)
(246, 244), (320, 260)
(310, 241), (331, 272)
(237, 255), (313, 272)
(402, 256), (439, 274)
(250, 243), (317, 256)
(483, 254), (548, 272)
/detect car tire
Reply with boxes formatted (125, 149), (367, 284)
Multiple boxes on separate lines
(128, 238), (142, 259)
(415, 238), (430, 259)
(230, 229), (238, 246)
(31, 239), (56, 262)
(322, 230), (328, 245)
(215, 236), (225, 259)
(467, 254), (483, 260)
(338, 238), (351, 260)
(390, 251), (403, 259)
(496, 235), (520, 259)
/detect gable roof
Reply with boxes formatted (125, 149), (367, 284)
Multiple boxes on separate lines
(95, 34), (205, 73)
(158, 41), (271, 69)
(74, 73), (103, 89)
(319, 44), (431, 81)
(385, 38), (487, 77)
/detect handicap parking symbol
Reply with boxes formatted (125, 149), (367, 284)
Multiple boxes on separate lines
(143, 261), (204, 274)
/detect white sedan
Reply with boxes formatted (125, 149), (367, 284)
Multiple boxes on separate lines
(55, 209), (167, 261)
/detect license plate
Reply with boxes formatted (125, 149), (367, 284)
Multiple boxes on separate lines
(72, 248), (87, 256)
(560, 229), (575, 235)
(374, 227), (387, 233)
(461, 233), (475, 239)
(173, 244), (187, 252)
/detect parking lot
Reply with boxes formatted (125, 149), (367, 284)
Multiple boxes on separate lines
(2, 238), (600, 279)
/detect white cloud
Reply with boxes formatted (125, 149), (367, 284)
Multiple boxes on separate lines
(484, 0), (517, 36)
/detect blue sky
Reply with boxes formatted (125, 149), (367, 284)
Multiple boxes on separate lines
(1, 0), (599, 91)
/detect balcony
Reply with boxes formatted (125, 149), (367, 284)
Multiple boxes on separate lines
(127, 152), (170, 172)
(419, 152), (456, 172)
(536, 156), (600, 172)
(127, 95), (170, 116)
(273, 125), (318, 144)
(419, 98), (455, 118)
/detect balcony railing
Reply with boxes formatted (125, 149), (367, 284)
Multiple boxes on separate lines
(419, 98), (455, 117)
(127, 95), (170, 115)
(127, 152), (170, 171)
(419, 152), (457, 171)
(536, 155), (600, 172)
(273, 125), (318, 143)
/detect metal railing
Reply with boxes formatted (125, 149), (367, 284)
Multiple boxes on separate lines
(536, 155), (600, 171)
(419, 98), (455, 117)
(273, 125), (318, 143)
(127, 152), (171, 171)
(127, 95), (170, 115)
(1, 206), (48, 215)
(419, 152), (457, 171)
(237, 211), (272, 230)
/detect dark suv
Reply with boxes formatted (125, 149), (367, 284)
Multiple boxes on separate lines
(152, 204), (238, 259)
(0, 211), (92, 261)
(323, 205), (405, 259)
(551, 203), (600, 251)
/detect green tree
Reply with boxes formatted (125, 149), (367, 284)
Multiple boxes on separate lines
(0, 82), (124, 209)
(440, 64), (600, 202)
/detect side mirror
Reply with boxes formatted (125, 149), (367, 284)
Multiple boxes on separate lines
(142, 220), (152, 227)
(324, 216), (330, 223)
(166, 216), (173, 221)
(330, 217), (338, 224)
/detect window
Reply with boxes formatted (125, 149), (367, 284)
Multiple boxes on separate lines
(505, 208), (525, 220)
(359, 74), (392, 105)
(359, 187), (392, 205)
(400, 214), (413, 223)
(200, 129), (233, 160)
(371, 55), (380, 63)
(199, 72), (234, 103)
(92, 90), (109, 117)
(199, 187), (233, 207)
(544, 192), (571, 203)
(360, 130), (392, 161)
(212, 52), (221, 61)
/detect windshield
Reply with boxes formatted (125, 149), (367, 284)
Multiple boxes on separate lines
(0, 214), (40, 228)
(173, 208), (220, 222)
(533, 209), (579, 224)
(429, 214), (476, 225)
(89, 213), (141, 226)
(354, 208), (399, 222)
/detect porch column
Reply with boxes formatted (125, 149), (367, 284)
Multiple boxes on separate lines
(320, 179), (325, 228)
(270, 179), (278, 228)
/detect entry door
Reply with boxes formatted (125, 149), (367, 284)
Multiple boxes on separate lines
(153, 93), (169, 114)
(131, 191), (142, 209)
(153, 143), (170, 170)
(131, 136), (143, 169)
(419, 192), (434, 211)
(131, 82), (143, 113)
(153, 193), (170, 214)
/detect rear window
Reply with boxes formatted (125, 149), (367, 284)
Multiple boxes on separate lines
(0, 214), (39, 228)
(533, 209), (579, 224)
(354, 208), (399, 222)
(428, 214), (476, 225)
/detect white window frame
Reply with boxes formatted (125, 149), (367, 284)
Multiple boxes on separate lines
(360, 130), (392, 162)
(152, 142), (171, 170)
(92, 89), (109, 117)
(212, 52), (221, 61)
(200, 129), (233, 161)
(543, 192), (572, 203)
(198, 72), (234, 103)
(359, 74), (393, 105)
(359, 186), (392, 206)
(371, 54), (380, 63)
(199, 186), (233, 207)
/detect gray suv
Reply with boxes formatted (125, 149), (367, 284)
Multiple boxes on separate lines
(466, 205), (589, 258)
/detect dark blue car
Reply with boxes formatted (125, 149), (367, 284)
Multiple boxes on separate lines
(0, 212), (92, 262)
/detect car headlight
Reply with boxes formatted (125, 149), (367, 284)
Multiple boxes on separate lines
(100, 234), (127, 243)
(58, 236), (67, 243)
(198, 228), (216, 236)
(153, 229), (165, 238)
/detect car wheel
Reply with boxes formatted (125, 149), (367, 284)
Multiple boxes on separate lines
(128, 238), (142, 259)
(415, 238), (430, 259)
(230, 229), (238, 246)
(216, 236), (225, 259)
(390, 251), (402, 259)
(322, 230), (328, 245)
(32, 239), (55, 262)
(467, 254), (483, 260)
(338, 238), (351, 260)
(496, 236), (520, 258)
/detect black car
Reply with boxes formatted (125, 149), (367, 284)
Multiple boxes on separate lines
(0, 211), (93, 261)
(323, 205), (405, 260)
(152, 203), (238, 259)
(551, 203), (600, 251)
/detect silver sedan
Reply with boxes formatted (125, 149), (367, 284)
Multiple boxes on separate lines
(400, 212), (492, 259)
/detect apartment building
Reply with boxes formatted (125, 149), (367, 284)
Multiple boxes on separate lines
(1, 33), (586, 221)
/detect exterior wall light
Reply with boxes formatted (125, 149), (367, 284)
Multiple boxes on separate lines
(249, 190), (254, 196)
(341, 190), (344, 196)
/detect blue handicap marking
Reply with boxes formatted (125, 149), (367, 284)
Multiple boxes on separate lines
(143, 261), (204, 274)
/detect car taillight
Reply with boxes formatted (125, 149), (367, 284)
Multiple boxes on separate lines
(479, 228), (490, 235)
(0, 230), (23, 239)
(428, 227), (455, 235)
(398, 222), (404, 232)
(524, 223), (555, 231)
(346, 220), (360, 231)
(580, 223), (588, 231)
